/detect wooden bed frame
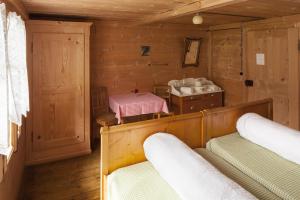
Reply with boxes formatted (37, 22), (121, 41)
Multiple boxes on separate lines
(100, 98), (273, 200)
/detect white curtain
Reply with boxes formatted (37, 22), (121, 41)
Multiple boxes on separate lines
(7, 12), (29, 126)
(0, 5), (29, 156)
(0, 3), (10, 155)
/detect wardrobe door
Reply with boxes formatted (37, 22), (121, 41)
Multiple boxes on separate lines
(27, 21), (91, 164)
(32, 33), (85, 152)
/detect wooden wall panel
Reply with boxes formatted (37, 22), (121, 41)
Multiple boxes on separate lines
(210, 28), (246, 106)
(91, 21), (209, 95)
(209, 16), (300, 129)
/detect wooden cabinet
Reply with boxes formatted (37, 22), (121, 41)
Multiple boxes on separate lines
(26, 20), (92, 165)
(172, 92), (224, 114)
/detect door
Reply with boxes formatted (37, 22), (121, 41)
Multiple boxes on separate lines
(32, 33), (85, 152)
(246, 28), (299, 129)
(210, 29), (246, 106)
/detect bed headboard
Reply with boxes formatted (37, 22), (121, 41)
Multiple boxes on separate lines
(203, 98), (273, 143)
(101, 112), (204, 174)
(100, 98), (273, 200)
(100, 112), (204, 200)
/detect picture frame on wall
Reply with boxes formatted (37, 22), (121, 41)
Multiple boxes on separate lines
(182, 38), (201, 68)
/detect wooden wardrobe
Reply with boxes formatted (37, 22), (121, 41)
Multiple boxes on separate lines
(26, 20), (92, 165)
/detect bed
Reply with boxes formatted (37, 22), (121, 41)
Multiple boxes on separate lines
(100, 99), (280, 200)
(106, 148), (281, 200)
(207, 133), (300, 200)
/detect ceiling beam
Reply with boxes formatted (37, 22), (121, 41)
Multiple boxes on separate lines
(202, 11), (263, 19)
(135, 0), (249, 25)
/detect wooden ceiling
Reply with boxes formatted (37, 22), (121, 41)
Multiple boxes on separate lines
(208, 0), (300, 18)
(22, 0), (196, 19)
(21, 0), (300, 25)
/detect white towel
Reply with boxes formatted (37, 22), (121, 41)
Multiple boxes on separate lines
(144, 133), (256, 200)
(237, 113), (300, 165)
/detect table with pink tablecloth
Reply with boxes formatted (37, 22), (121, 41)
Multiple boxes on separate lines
(109, 92), (169, 124)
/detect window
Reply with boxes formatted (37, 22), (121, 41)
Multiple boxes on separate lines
(0, 3), (29, 159)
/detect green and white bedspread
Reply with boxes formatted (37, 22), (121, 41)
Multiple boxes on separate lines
(107, 161), (181, 200)
(207, 133), (300, 200)
(107, 147), (280, 200)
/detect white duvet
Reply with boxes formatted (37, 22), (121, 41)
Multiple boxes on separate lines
(144, 133), (256, 200)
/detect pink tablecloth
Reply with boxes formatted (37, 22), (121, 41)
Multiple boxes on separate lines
(109, 92), (169, 123)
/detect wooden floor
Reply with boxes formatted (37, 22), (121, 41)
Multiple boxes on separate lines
(22, 144), (100, 200)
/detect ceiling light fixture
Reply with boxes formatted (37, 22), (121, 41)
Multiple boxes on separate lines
(192, 13), (203, 25)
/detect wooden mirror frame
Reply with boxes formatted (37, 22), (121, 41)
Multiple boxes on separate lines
(182, 38), (201, 68)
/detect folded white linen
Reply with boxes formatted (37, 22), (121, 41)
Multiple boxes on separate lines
(182, 78), (195, 86)
(237, 113), (300, 165)
(180, 87), (194, 95)
(143, 133), (256, 200)
(168, 80), (181, 87)
(170, 86), (181, 96)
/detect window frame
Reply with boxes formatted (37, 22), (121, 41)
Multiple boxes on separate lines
(0, 1), (27, 182)
(0, 123), (21, 182)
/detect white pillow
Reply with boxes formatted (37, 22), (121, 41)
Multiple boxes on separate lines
(144, 133), (256, 200)
(237, 113), (300, 165)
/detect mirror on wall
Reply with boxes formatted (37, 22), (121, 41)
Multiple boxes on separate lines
(182, 38), (201, 68)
